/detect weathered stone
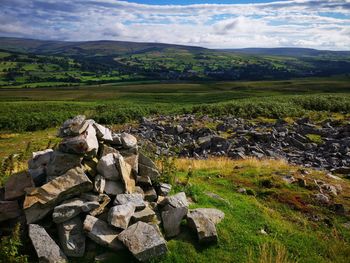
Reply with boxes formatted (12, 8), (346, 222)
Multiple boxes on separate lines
(58, 115), (91, 137)
(53, 198), (99, 223)
(58, 217), (85, 257)
(121, 132), (137, 149)
(104, 180), (124, 195)
(160, 192), (188, 210)
(314, 193), (330, 204)
(82, 158), (98, 177)
(83, 215), (123, 251)
(124, 154), (139, 174)
(158, 183), (172, 196)
(90, 194), (111, 217)
(108, 203), (135, 229)
(4, 171), (34, 200)
(144, 188), (158, 202)
(134, 186), (145, 197)
(132, 207), (156, 223)
(111, 133), (122, 145)
(162, 207), (188, 238)
(24, 166), (93, 223)
(117, 156), (136, 194)
(59, 124), (99, 155)
(138, 153), (160, 181)
(114, 193), (145, 210)
(99, 144), (119, 158)
(190, 208), (225, 224)
(29, 224), (68, 263)
(187, 210), (218, 244)
(94, 174), (106, 194)
(97, 153), (120, 181)
(94, 123), (113, 142)
(118, 222), (168, 262)
(137, 176), (152, 187)
(0, 200), (21, 222)
(46, 151), (83, 180)
(28, 149), (53, 184)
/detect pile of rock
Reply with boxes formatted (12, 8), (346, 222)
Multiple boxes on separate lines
(0, 116), (224, 262)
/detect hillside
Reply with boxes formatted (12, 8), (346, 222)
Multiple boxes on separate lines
(1, 37), (350, 88)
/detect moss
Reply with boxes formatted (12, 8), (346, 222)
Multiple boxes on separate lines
(306, 134), (323, 144)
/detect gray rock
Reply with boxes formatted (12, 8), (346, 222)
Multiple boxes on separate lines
(104, 180), (124, 195)
(97, 153), (120, 181)
(24, 166), (93, 223)
(121, 132), (137, 149)
(189, 208), (225, 224)
(0, 200), (21, 222)
(28, 149), (53, 184)
(99, 144), (119, 158)
(144, 188), (158, 202)
(46, 151), (83, 181)
(108, 203), (135, 229)
(118, 221), (168, 262)
(59, 124), (99, 155)
(187, 210), (218, 244)
(314, 193), (330, 204)
(29, 224), (68, 263)
(162, 207), (188, 238)
(136, 176), (152, 187)
(93, 123), (113, 142)
(158, 183), (172, 196)
(4, 171), (34, 200)
(94, 174), (106, 194)
(83, 215), (124, 251)
(58, 115), (90, 137)
(114, 193), (145, 210)
(117, 156), (136, 194)
(53, 198), (99, 223)
(160, 192), (188, 210)
(132, 207), (156, 223)
(58, 217), (85, 257)
(138, 153), (160, 181)
(111, 133), (122, 145)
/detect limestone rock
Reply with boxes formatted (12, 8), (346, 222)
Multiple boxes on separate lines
(28, 149), (53, 184)
(121, 132), (137, 149)
(108, 203), (135, 229)
(46, 151), (82, 180)
(190, 208), (225, 224)
(58, 217), (85, 257)
(137, 176), (152, 187)
(187, 210), (218, 244)
(93, 123), (113, 142)
(160, 192), (188, 210)
(29, 224), (68, 263)
(138, 153), (160, 181)
(132, 207), (156, 223)
(4, 171), (34, 200)
(99, 144), (119, 158)
(0, 200), (21, 222)
(89, 194), (111, 217)
(162, 207), (188, 238)
(58, 115), (91, 137)
(94, 174), (106, 194)
(97, 153), (120, 181)
(104, 180), (124, 195)
(117, 156), (136, 194)
(118, 221), (168, 262)
(114, 193), (145, 210)
(124, 154), (139, 174)
(59, 124), (99, 155)
(83, 215), (123, 251)
(144, 188), (157, 202)
(24, 166), (93, 223)
(53, 198), (99, 223)
(158, 183), (172, 196)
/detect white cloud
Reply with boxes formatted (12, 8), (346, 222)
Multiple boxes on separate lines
(0, 0), (349, 50)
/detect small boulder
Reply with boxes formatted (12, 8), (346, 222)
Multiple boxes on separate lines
(114, 193), (145, 210)
(162, 207), (188, 238)
(93, 123), (113, 142)
(97, 153), (120, 181)
(158, 183), (172, 196)
(4, 171), (34, 200)
(118, 221), (168, 262)
(58, 115), (91, 137)
(104, 180), (124, 195)
(132, 207), (156, 223)
(29, 224), (68, 263)
(117, 156), (136, 194)
(57, 217), (85, 257)
(83, 215), (123, 251)
(189, 208), (224, 224)
(121, 132), (137, 149)
(187, 210), (218, 244)
(160, 192), (188, 210)
(144, 188), (158, 202)
(108, 203), (135, 229)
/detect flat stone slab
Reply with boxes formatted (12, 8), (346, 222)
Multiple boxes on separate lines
(118, 221), (168, 262)
(58, 217), (85, 257)
(187, 210), (218, 244)
(114, 193), (145, 210)
(46, 151), (83, 180)
(83, 215), (123, 251)
(29, 224), (68, 263)
(108, 203), (135, 229)
(4, 171), (34, 200)
(24, 166), (93, 223)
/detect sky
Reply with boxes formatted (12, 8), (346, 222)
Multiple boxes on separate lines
(0, 0), (350, 50)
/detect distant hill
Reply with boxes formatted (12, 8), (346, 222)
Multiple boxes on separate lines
(1, 37), (350, 88)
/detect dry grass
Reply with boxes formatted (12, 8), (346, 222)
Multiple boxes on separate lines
(247, 242), (296, 263)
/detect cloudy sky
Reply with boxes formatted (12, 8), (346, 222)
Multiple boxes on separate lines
(0, 0), (350, 50)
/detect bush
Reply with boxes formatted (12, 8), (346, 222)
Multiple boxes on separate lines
(0, 224), (28, 263)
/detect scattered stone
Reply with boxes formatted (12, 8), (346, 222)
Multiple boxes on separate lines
(4, 171), (34, 200)
(58, 115), (90, 137)
(160, 192), (188, 210)
(118, 221), (168, 262)
(158, 183), (172, 196)
(189, 208), (225, 224)
(237, 188), (247, 194)
(0, 200), (21, 222)
(58, 217), (85, 257)
(162, 207), (188, 238)
(187, 210), (218, 244)
(314, 193), (330, 204)
(24, 166), (93, 223)
(29, 224), (68, 263)
(108, 203), (135, 229)
(83, 215), (124, 251)
(114, 193), (145, 210)
(132, 207), (156, 223)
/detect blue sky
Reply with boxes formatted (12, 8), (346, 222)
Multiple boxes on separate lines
(0, 0), (349, 50)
